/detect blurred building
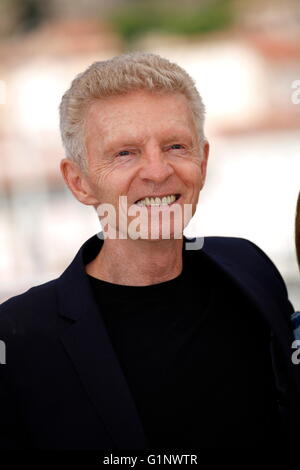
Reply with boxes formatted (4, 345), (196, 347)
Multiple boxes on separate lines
(0, 1), (299, 308)
(0, 18), (122, 301)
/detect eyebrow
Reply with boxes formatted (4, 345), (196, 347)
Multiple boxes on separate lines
(161, 133), (194, 144)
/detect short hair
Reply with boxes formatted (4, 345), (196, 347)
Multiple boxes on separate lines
(296, 191), (300, 271)
(59, 51), (206, 173)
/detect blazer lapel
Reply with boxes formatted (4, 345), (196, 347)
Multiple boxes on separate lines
(56, 233), (149, 450)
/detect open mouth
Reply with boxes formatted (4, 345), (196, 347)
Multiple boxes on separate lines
(134, 193), (181, 206)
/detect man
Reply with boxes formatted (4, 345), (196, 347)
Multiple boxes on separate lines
(0, 52), (299, 450)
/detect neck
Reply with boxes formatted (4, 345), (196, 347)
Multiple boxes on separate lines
(85, 237), (184, 286)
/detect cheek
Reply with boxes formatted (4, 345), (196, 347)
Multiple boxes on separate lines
(89, 163), (117, 193)
(190, 160), (204, 188)
(95, 170), (135, 204)
(177, 161), (202, 189)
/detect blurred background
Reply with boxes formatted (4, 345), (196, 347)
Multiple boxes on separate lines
(0, 0), (299, 308)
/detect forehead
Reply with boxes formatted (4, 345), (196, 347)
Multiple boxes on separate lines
(85, 89), (197, 144)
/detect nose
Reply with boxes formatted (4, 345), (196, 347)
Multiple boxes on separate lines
(138, 146), (174, 184)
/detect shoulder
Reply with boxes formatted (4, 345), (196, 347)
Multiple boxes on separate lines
(0, 278), (58, 340)
(202, 235), (272, 262)
(201, 235), (291, 301)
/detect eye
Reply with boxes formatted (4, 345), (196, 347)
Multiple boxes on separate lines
(116, 150), (132, 157)
(169, 144), (185, 150)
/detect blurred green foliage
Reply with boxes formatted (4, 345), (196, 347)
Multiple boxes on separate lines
(0, 0), (235, 40)
(108, 0), (234, 43)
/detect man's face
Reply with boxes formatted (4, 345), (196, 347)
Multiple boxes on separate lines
(84, 89), (209, 240)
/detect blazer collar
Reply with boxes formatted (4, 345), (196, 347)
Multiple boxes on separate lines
(56, 232), (150, 449)
(56, 232), (300, 449)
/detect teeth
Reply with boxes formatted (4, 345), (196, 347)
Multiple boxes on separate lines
(136, 194), (177, 206)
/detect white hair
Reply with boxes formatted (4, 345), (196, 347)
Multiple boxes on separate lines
(59, 51), (206, 173)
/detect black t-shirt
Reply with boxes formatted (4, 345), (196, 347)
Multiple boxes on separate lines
(87, 248), (285, 449)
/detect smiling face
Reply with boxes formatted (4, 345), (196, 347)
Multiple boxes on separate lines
(80, 89), (209, 240)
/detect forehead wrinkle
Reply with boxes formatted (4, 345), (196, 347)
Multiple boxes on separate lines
(88, 88), (193, 121)
(87, 96), (198, 155)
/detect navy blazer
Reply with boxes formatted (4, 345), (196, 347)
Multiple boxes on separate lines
(0, 232), (299, 450)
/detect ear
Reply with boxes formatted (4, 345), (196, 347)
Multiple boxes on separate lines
(60, 158), (99, 206)
(200, 140), (210, 188)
